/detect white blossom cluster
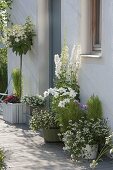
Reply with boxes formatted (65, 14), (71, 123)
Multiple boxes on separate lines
(54, 45), (81, 80)
(21, 95), (45, 107)
(44, 87), (77, 108)
(2, 17), (34, 47)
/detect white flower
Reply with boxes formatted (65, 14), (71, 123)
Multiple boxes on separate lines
(90, 160), (98, 169)
(15, 37), (19, 42)
(70, 90), (77, 98)
(58, 101), (65, 108)
(58, 87), (66, 93)
(44, 91), (49, 98)
(54, 54), (62, 78)
(58, 98), (70, 108)
(54, 54), (60, 64)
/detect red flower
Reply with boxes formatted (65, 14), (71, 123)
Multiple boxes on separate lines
(3, 95), (20, 103)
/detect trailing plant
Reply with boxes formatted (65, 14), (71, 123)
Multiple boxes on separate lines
(30, 109), (57, 131)
(21, 95), (45, 107)
(62, 118), (110, 160)
(12, 68), (21, 99)
(87, 95), (103, 120)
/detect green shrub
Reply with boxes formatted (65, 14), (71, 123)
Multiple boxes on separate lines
(0, 148), (5, 170)
(87, 95), (103, 120)
(0, 48), (7, 93)
(12, 68), (21, 98)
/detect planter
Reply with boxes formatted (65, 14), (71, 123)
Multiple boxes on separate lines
(82, 144), (98, 160)
(0, 102), (6, 115)
(43, 128), (61, 142)
(3, 103), (27, 124)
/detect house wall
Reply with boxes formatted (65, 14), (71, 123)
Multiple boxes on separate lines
(61, 0), (113, 129)
(8, 0), (49, 96)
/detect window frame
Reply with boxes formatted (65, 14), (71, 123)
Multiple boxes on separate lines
(92, 0), (102, 52)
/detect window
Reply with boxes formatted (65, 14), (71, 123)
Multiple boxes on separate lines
(92, 0), (101, 51)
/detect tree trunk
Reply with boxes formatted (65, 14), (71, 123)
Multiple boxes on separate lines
(20, 55), (22, 100)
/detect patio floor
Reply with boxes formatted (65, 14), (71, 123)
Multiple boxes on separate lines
(0, 118), (113, 170)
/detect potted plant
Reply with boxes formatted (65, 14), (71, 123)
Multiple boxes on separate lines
(30, 109), (60, 142)
(21, 95), (45, 114)
(62, 117), (110, 160)
(2, 16), (35, 99)
(3, 68), (27, 124)
(62, 95), (110, 161)
(21, 95), (45, 125)
(43, 44), (81, 133)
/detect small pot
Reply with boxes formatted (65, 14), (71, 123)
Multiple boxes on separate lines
(43, 128), (61, 143)
(82, 144), (98, 160)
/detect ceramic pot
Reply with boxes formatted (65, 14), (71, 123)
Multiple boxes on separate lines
(43, 128), (61, 142)
(82, 144), (98, 159)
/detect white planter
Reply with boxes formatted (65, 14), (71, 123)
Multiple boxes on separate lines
(0, 102), (6, 115)
(82, 144), (98, 160)
(3, 103), (28, 124)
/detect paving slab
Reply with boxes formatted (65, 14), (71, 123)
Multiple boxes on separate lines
(0, 118), (113, 170)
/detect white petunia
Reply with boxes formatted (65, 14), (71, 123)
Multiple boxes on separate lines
(58, 101), (65, 108)
(44, 91), (49, 98)
(69, 89), (77, 98)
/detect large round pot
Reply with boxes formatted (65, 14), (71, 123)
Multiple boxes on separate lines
(43, 128), (61, 142)
(82, 144), (98, 160)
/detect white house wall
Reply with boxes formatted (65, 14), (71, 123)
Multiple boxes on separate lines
(8, 0), (49, 96)
(61, 0), (113, 129)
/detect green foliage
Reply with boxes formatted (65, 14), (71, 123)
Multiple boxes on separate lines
(62, 118), (110, 160)
(53, 98), (84, 132)
(0, 0), (12, 35)
(3, 17), (35, 57)
(87, 95), (103, 120)
(0, 48), (7, 93)
(0, 148), (5, 170)
(12, 68), (21, 98)
(30, 109), (57, 131)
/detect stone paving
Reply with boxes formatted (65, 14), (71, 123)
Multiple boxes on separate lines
(0, 118), (113, 170)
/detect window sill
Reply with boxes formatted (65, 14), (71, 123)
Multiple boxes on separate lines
(80, 53), (102, 58)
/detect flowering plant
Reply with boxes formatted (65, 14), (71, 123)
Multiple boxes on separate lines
(30, 109), (57, 131)
(44, 87), (84, 132)
(43, 44), (81, 132)
(21, 95), (45, 107)
(3, 95), (20, 103)
(2, 16), (35, 56)
(54, 43), (81, 101)
(90, 133), (113, 169)
(2, 16), (36, 98)
(62, 118), (110, 160)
